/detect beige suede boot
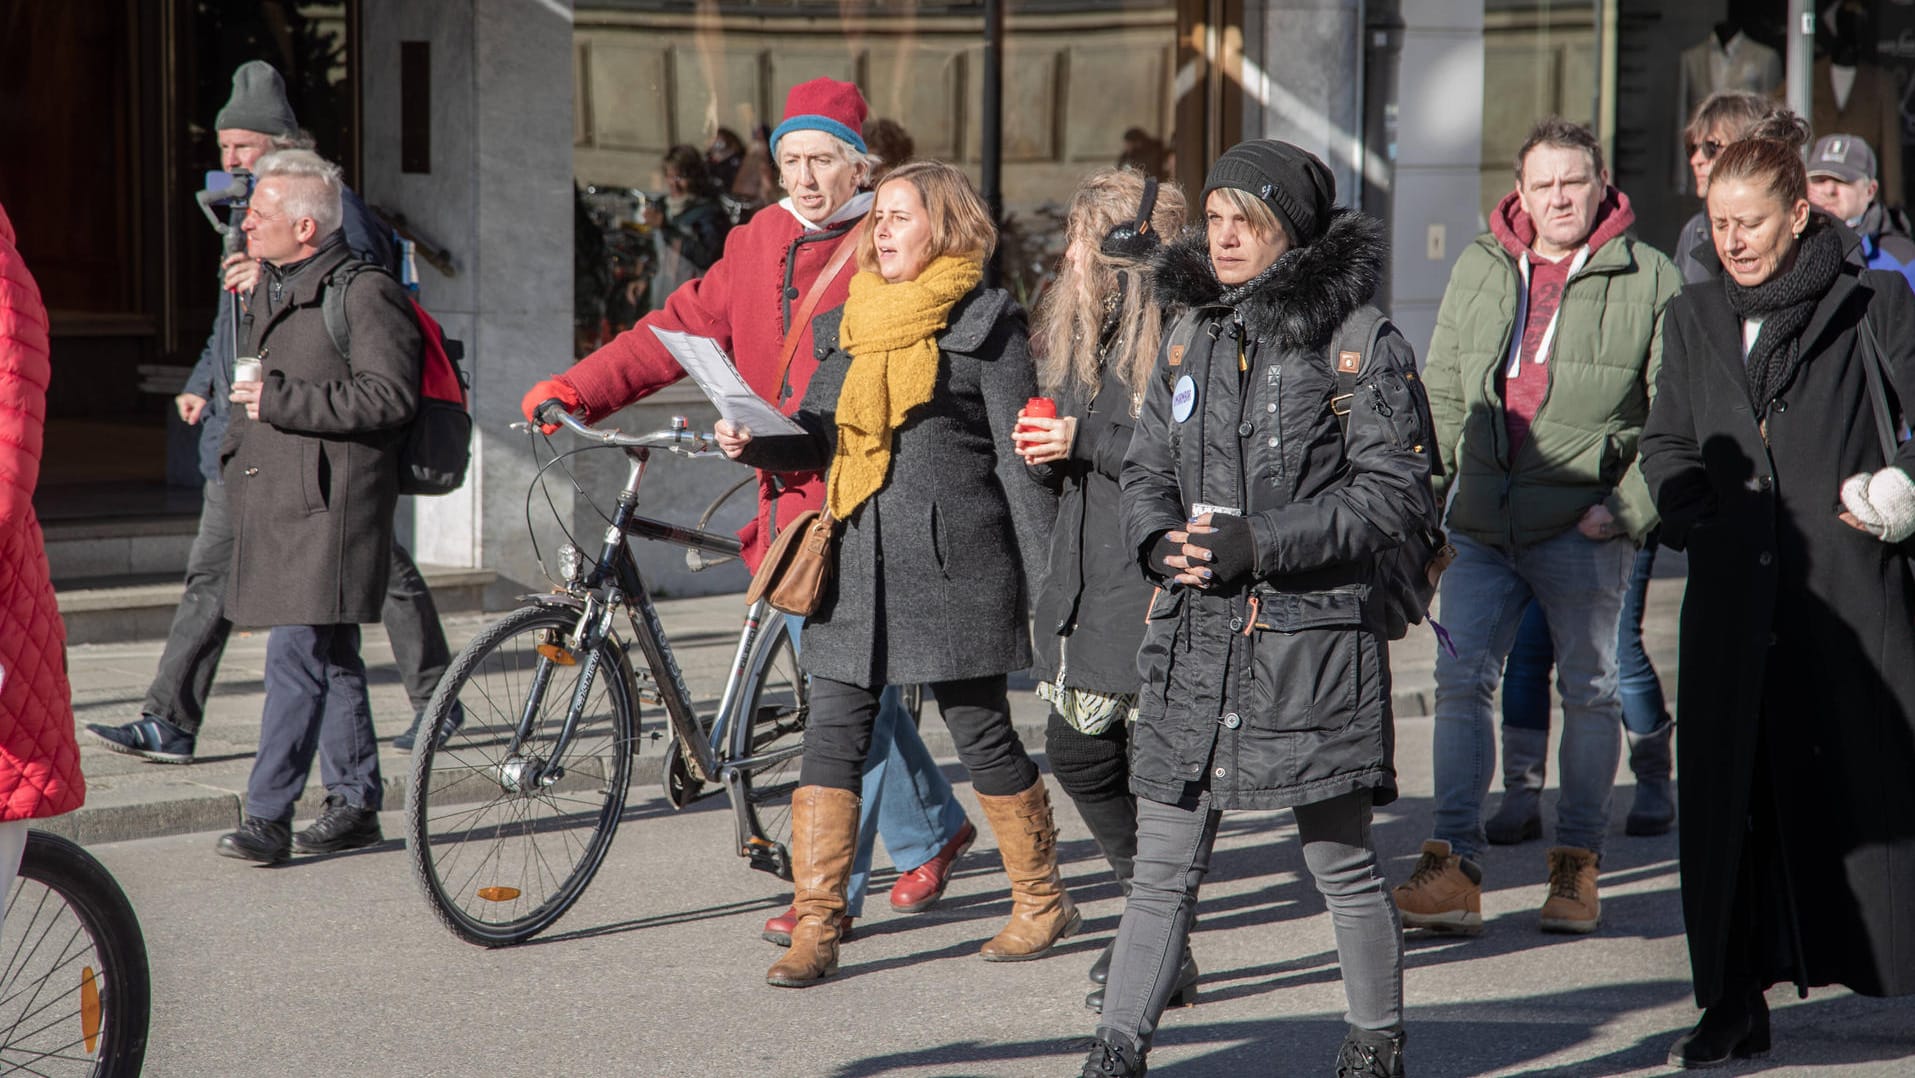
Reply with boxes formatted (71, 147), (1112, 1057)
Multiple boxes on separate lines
(975, 779), (1081, 961)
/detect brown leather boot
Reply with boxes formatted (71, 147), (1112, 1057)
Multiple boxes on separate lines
(975, 779), (1082, 961)
(766, 785), (860, 987)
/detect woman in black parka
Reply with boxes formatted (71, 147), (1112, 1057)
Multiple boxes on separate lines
(1640, 118), (1915, 1069)
(1080, 142), (1432, 1078)
(1013, 168), (1193, 1010)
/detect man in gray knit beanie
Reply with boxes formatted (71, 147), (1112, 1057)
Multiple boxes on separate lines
(86, 57), (447, 777)
(216, 61), (299, 139)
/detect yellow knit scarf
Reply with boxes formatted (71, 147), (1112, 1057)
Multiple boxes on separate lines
(827, 254), (983, 519)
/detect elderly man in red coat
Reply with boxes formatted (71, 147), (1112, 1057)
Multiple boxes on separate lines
(522, 79), (977, 946)
(0, 200), (86, 908)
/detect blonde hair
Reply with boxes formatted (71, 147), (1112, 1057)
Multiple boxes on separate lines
(855, 160), (997, 274)
(1206, 185), (1285, 243)
(1034, 168), (1188, 398)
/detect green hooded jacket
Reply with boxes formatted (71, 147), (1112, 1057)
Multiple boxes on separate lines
(1424, 189), (1682, 549)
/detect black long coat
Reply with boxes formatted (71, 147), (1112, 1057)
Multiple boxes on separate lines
(1119, 214), (1436, 811)
(1640, 235), (1915, 1007)
(740, 286), (1055, 687)
(1028, 343), (1155, 693)
(221, 238), (420, 627)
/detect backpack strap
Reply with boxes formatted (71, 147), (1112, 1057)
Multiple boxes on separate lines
(319, 260), (389, 362)
(1327, 305), (1389, 435)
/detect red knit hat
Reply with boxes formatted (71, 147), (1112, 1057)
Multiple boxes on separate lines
(771, 77), (869, 154)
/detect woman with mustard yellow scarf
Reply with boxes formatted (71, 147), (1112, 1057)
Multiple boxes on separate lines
(718, 160), (1065, 989)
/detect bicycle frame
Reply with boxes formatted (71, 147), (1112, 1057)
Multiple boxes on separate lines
(514, 418), (803, 868)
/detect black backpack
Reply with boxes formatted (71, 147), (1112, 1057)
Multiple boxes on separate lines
(1163, 306), (1449, 640)
(320, 262), (472, 497)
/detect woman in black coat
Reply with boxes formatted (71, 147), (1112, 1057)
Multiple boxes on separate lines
(1640, 118), (1915, 1068)
(1013, 167), (1194, 1010)
(719, 161), (1070, 990)
(1081, 142), (1432, 1078)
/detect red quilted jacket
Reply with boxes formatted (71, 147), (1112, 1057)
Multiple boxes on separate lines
(0, 201), (84, 821)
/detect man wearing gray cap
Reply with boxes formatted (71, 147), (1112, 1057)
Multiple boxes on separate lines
(86, 60), (453, 771)
(1807, 132), (1915, 292)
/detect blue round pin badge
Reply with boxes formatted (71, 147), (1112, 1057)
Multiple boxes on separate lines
(1171, 374), (1197, 423)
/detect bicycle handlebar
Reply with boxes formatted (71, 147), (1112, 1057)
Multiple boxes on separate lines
(514, 404), (723, 456)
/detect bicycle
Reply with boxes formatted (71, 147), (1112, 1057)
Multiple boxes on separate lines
(404, 411), (810, 947)
(0, 831), (151, 1076)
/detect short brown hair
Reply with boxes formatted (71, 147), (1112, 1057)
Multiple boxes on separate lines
(1709, 111), (1813, 207)
(855, 160), (997, 273)
(1514, 117), (1605, 183)
(1683, 90), (1787, 154)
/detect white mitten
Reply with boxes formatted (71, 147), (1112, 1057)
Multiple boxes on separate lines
(1840, 466), (1915, 542)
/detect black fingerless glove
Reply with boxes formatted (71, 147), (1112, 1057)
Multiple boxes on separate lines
(1203, 514), (1258, 586)
(1146, 530), (1183, 578)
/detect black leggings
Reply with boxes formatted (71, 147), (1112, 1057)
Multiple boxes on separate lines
(1045, 711), (1131, 805)
(801, 674), (1039, 797)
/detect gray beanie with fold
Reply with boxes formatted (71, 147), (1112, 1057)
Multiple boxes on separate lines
(215, 61), (298, 136)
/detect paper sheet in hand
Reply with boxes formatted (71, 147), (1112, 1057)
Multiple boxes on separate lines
(649, 327), (804, 435)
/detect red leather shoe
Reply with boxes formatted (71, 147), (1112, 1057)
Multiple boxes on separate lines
(762, 905), (854, 947)
(889, 820), (978, 913)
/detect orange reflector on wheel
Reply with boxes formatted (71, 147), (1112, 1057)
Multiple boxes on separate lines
(536, 643), (576, 665)
(81, 966), (101, 1052)
(477, 886), (522, 902)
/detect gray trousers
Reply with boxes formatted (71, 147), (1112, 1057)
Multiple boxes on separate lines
(1098, 789), (1404, 1050)
(143, 481), (451, 734)
(245, 624), (382, 822)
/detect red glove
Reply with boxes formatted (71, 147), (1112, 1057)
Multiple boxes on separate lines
(521, 377), (584, 434)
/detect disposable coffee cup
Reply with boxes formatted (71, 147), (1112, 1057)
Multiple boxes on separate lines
(233, 358), (262, 385)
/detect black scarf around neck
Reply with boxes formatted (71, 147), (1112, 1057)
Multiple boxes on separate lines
(1722, 221), (1844, 417)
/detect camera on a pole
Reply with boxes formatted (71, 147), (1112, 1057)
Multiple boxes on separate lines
(195, 169), (255, 256)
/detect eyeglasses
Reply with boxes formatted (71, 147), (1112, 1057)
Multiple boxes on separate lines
(1693, 139), (1728, 161)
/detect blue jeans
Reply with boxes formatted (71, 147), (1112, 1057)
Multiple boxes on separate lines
(1431, 529), (1633, 861)
(1501, 538), (1670, 736)
(783, 617), (967, 916)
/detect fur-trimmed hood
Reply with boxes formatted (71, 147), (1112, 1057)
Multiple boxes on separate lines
(1151, 208), (1388, 353)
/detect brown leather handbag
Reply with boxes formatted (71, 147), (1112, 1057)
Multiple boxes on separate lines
(745, 509), (840, 616)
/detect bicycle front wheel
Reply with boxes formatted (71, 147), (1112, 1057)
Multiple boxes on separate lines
(729, 616), (808, 879)
(405, 603), (637, 946)
(0, 832), (150, 1077)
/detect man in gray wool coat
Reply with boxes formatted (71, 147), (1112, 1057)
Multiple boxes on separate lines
(213, 149), (421, 864)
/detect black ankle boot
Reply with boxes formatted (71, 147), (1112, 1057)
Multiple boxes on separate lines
(1667, 990), (1769, 1068)
(1335, 1026), (1405, 1077)
(1086, 947), (1197, 1013)
(1080, 1030), (1146, 1076)
(1088, 938), (1117, 986)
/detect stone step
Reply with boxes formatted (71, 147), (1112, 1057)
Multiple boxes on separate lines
(56, 565), (498, 645)
(42, 514), (202, 583)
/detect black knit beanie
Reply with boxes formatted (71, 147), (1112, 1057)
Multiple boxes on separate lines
(215, 61), (299, 137)
(1201, 140), (1336, 246)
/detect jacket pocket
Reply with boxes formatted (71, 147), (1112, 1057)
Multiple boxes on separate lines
(1245, 585), (1364, 732)
(300, 441), (330, 515)
(1134, 586), (1185, 702)
(929, 501), (949, 578)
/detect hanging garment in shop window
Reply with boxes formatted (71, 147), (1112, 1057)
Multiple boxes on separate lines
(1675, 28), (1782, 194)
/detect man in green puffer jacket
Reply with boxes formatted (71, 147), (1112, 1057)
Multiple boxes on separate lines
(1392, 118), (1682, 940)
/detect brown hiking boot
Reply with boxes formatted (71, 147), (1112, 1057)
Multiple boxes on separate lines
(1538, 845), (1601, 934)
(1391, 839), (1483, 935)
(974, 780), (1082, 960)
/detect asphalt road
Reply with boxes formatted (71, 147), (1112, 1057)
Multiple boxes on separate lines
(84, 721), (1915, 1078)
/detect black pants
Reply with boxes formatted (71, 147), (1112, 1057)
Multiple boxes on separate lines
(142, 480), (452, 734)
(802, 675), (1038, 797)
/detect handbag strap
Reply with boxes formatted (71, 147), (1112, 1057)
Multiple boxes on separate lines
(1856, 304), (1900, 465)
(775, 229), (861, 403)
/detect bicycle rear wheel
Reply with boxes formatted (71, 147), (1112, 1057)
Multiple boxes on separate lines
(729, 617), (808, 880)
(405, 603), (636, 946)
(0, 832), (150, 1077)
